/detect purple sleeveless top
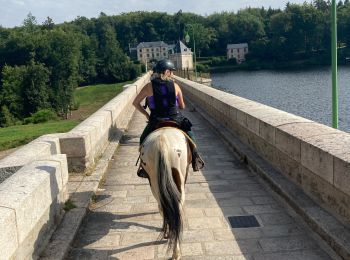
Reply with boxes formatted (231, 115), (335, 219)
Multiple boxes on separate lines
(147, 95), (179, 110)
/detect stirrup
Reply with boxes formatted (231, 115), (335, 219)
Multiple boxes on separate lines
(137, 167), (149, 178)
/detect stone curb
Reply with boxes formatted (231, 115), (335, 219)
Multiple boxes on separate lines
(188, 99), (350, 260)
(39, 131), (127, 260)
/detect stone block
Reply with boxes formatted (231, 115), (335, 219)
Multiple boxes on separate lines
(236, 110), (247, 127)
(334, 157), (350, 196)
(36, 134), (62, 154)
(259, 236), (317, 252)
(301, 166), (350, 219)
(246, 132), (275, 164)
(187, 217), (224, 229)
(275, 128), (301, 162)
(246, 114), (260, 135)
(59, 133), (90, 157)
(300, 139), (333, 184)
(0, 142), (51, 168)
(15, 199), (63, 260)
(0, 207), (18, 260)
(0, 161), (62, 244)
(273, 150), (301, 185)
(260, 121), (275, 145)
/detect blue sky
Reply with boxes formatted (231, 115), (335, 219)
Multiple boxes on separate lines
(1, 0), (309, 28)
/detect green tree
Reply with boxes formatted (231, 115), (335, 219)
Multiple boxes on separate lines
(23, 61), (50, 114)
(0, 65), (26, 119)
(184, 23), (217, 56)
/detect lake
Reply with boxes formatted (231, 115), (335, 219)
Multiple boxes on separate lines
(211, 67), (350, 133)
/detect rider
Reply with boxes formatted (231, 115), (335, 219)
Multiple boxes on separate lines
(132, 59), (204, 178)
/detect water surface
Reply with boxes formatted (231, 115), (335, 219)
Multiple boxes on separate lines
(211, 67), (350, 132)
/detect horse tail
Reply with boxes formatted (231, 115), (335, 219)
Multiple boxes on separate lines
(155, 134), (182, 250)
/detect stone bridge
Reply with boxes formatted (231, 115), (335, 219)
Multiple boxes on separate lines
(0, 73), (349, 260)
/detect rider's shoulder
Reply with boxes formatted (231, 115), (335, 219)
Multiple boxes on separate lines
(174, 82), (182, 90)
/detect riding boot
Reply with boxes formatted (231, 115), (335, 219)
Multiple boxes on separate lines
(192, 148), (205, 172)
(137, 166), (149, 178)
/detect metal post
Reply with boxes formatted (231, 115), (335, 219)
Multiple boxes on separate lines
(332, 0), (338, 128)
(192, 27), (198, 81)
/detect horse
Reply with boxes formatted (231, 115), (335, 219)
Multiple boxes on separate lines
(140, 127), (192, 260)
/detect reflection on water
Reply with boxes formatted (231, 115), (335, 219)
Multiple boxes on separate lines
(211, 67), (350, 132)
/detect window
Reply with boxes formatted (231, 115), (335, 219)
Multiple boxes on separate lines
(151, 48), (154, 52)
(163, 53), (166, 56)
(139, 54), (142, 58)
(156, 53), (159, 56)
(231, 49), (233, 53)
(147, 54), (149, 57)
(163, 48), (166, 50)
(147, 48), (149, 52)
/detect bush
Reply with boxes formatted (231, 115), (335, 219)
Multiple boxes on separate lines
(196, 63), (210, 72)
(0, 106), (17, 127)
(24, 109), (58, 124)
(129, 63), (142, 79)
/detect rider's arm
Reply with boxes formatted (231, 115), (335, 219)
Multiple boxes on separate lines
(175, 83), (185, 109)
(132, 83), (152, 120)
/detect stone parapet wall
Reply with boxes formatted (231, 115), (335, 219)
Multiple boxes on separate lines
(175, 76), (350, 221)
(0, 155), (68, 260)
(59, 73), (150, 172)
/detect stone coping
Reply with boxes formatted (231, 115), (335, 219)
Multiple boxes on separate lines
(0, 154), (68, 259)
(0, 134), (61, 184)
(175, 76), (350, 222)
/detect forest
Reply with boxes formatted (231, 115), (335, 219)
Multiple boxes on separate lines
(1, 0), (350, 127)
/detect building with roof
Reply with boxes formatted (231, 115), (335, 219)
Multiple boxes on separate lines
(169, 40), (193, 70)
(136, 41), (171, 64)
(227, 43), (249, 63)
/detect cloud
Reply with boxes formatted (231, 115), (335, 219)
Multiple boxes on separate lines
(0, 0), (309, 28)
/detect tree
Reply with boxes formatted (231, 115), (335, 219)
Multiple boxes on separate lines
(0, 65), (26, 119)
(184, 23), (217, 56)
(42, 16), (55, 30)
(23, 60), (50, 114)
(228, 13), (265, 44)
(23, 12), (38, 33)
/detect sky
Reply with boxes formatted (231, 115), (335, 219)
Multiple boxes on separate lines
(0, 0), (309, 28)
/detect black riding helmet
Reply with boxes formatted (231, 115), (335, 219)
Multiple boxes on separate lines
(154, 59), (175, 73)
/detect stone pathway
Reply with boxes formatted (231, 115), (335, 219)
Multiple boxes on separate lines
(67, 108), (335, 260)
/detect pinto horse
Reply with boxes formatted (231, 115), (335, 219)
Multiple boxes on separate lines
(140, 127), (191, 260)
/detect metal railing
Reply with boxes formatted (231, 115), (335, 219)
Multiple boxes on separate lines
(174, 69), (210, 83)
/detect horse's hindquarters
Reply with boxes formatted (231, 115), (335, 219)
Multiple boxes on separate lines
(140, 128), (190, 259)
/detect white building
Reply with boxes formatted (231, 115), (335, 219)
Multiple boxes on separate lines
(227, 43), (249, 63)
(136, 41), (170, 64)
(169, 40), (193, 70)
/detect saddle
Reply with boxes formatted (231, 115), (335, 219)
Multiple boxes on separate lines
(153, 120), (196, 150)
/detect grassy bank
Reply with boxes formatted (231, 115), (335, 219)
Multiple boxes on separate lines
(72, 81), (131, 120)
(0, 120), (79, 151)
(0, 81), (130, 151)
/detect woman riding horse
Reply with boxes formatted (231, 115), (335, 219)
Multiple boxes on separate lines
(132, 59), (204, 178)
